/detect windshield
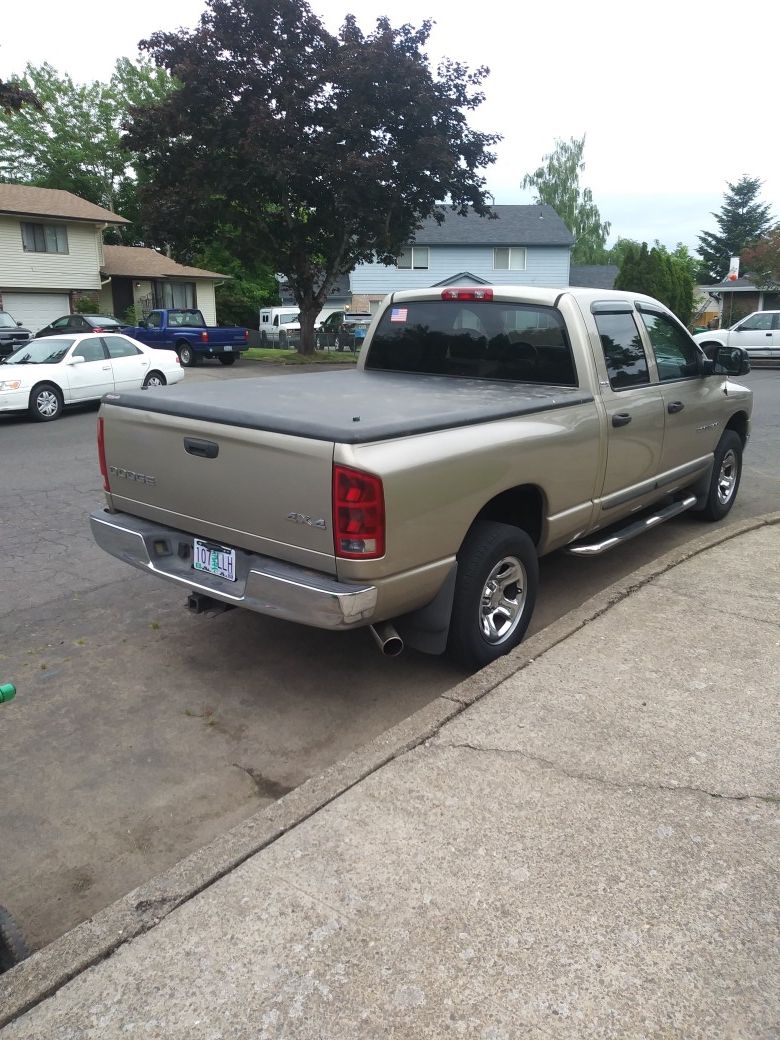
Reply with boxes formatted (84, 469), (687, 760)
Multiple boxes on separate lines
(0, 313), (19, 329)
(279, 313), (300, 325)
(6, 339), (72, 365)
(366, 301), (578, 385)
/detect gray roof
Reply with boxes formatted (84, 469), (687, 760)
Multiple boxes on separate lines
(569, 265), (619, 289)
(700, 276), (778, 292)
(411, 205), (574, 247)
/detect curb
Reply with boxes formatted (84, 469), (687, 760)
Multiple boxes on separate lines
(2, 511), (778, 1028)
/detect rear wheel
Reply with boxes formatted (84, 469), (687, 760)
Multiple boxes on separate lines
(447, 521), (538, 671)
(0, 905), (29, 973)
(218, 354), (237, 366)
(28, 382), (63, 422)
(142, 371), (166, 388)
(177, 343), (198, 367)
(697, 430), (743, 521)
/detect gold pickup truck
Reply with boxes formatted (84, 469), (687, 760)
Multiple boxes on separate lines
(90, 286), (752, 670)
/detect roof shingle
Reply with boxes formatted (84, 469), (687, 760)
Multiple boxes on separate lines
(411, 205), (574, 247)
(101, 245), (227, 280)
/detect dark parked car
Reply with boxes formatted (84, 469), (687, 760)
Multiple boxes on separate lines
(0, 311), (33, 358)
(315, 311), (372, 351)
(35, 314), (124, 338)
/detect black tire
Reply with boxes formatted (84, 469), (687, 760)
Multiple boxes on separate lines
(696, 430), (743, 522)
(142, 371), (166, 388)
(447, 521), (538, 671)
(218, 354), (237, 366)
(0, 905), (30, 973)
(28, 382), (63, 422)
(177, 343), (198, 367)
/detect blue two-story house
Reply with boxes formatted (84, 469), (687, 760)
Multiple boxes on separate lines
(349, 204), (574, 313)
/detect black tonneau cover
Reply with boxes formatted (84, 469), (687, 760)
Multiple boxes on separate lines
(105, 370), (593, 444)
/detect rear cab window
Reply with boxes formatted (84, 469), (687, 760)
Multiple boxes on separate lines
(366, 299), (578, 385)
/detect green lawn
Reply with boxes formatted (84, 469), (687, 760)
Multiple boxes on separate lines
(243, 348), (358, 364)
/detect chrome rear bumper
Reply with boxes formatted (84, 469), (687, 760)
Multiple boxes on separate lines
(89, 510), (377, 629)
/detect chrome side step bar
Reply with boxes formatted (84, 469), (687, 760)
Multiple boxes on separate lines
(566, 495), (698, 557)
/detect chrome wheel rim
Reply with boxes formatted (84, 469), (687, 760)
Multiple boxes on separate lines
(146, 375), (163, 388)
(716, 449), (738, 504)
(36, 390), (59, 417)
(479, 555), (527, 644)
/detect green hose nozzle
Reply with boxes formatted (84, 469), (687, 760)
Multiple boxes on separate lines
(0, 683), (16, 704)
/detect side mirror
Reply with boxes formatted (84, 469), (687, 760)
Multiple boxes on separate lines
(137, 319), (148, 329)
(68, 355), (86, 366)
(703, 346), (750, 377)
(16, 321), (23, 327)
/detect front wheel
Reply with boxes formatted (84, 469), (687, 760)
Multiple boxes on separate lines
(218, 354), (237, 366)
(696, 430), (743, 521)
(177, 343), (197, 367)
(142, 371), (166, 388)
(28, 382), (63, 422)
(447, 521), (538, 671)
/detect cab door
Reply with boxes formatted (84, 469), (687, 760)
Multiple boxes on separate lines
(636, 305), (726, 478)
(66, 336), (114, 401)
(589, 304), (665, 517)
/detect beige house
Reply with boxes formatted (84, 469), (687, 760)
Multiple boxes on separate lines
(99, 246), (228, 326)
(0, 183), (128, 332)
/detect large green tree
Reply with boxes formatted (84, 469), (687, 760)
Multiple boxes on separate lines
(126, 0), (499, 354)
(522, 135), (611, 264)
(614, 242), (694, 325)
(0, 59), (173, 239)
(697, 176), (773, 281)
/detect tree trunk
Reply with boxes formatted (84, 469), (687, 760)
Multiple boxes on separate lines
(297, 304), (320, 356)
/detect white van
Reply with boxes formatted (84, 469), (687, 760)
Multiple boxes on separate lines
(258, 307), (304, 345)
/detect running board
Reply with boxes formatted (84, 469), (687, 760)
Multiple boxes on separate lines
(566, 495), (698, 557)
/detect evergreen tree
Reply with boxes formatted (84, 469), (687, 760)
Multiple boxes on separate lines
(697, 176), (773, 281)
(614, 242), (694, 325)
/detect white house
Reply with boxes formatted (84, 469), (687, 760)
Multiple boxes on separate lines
(0, 183), (128, 332)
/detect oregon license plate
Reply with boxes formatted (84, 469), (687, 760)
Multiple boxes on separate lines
(193, 539), (236, 581)
(224, 345), (232, 351)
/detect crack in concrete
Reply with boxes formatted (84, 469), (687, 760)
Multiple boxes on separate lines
(436, 741), (778, 804)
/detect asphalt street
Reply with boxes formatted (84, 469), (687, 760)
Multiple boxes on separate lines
(0, 361), (778, 951)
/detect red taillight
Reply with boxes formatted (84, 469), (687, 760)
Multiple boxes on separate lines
(244, 329), (249, 340)
(441, 287), (493, 301)
(97, 417), (110, 492)
(200, 331), (208, 342)
(333, 465), (385, 559)
(93, 326), (106, 332)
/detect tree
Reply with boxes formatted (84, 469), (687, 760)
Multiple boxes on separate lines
(0, 80), (41, 113)
(126, 0), (499, 354)
(742, 228), (780, 290)
(697, 176), (773, 281)
(614, 242), (694, 325)
(521, 135), (611, 264)
(193, 237), (280, 327)
(0, 59), (174, 240)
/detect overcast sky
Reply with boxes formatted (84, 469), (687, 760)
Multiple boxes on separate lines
(2, 0), (777, 254)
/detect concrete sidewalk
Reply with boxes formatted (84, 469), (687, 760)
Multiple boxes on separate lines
(2, 517), (778, 1038)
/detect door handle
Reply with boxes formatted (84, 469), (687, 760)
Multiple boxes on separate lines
(612, 412), (632, 427)
(667, 400), (685, 414)
(184, 437), (219, 459)
(102, 365), (111, 371)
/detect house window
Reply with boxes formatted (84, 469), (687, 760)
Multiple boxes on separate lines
(396, 246), (429, 270)
(21, 222), (69, 254)
(156, 281), (196, 309)
(493, 247), (526, 271)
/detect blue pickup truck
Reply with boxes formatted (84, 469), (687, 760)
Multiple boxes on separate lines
(121, 309), (249, 367)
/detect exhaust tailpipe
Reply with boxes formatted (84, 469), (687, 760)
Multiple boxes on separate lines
(370, 622), (404, 657)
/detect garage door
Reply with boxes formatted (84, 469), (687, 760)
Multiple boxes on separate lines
(2, 293), (70, 334)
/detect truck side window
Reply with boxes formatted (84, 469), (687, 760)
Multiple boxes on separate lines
(639, 311), (699, 381)
(594, 312), (649, 389)
(146, 312), (162, 329)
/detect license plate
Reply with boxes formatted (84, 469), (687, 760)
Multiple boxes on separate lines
(193, 539), (236, 581)
(224, 345), (233, 352)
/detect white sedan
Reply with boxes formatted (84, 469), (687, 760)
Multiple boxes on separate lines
(0, 333), (184, 422)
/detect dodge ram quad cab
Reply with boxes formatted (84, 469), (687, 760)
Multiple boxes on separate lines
(121, 309), (249, 367)
(91, 286), (752, 670)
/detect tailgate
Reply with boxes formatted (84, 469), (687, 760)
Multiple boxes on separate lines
(101, 402), (336, 574)
(212, 327), (248, 345)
